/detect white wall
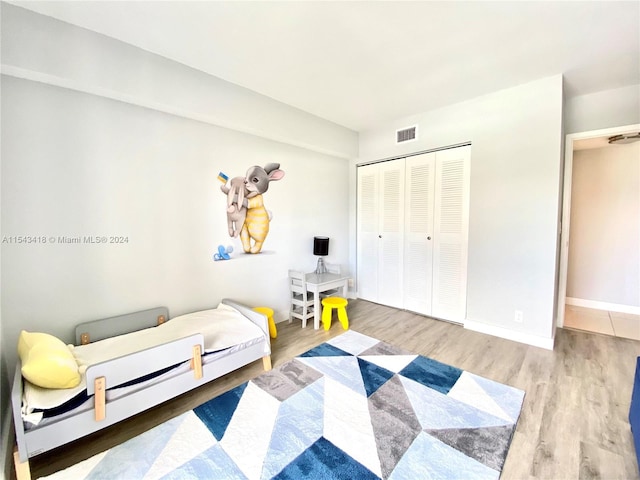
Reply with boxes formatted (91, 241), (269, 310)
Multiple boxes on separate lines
(1, 73), (351, 364)
(357, 75), (564, 347)
(0, 78), (9, 479)
(0, 3), (356, 449)
(567, 143), (640, 307)
(565, 84), (640, 135)
(0, 4), (356, 364)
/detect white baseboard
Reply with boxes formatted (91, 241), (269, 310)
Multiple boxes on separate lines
(464, 320), (555, 350)
(566, 297), (640, 315)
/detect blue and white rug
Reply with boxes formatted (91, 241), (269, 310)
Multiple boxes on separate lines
(45, 330), (525, 479)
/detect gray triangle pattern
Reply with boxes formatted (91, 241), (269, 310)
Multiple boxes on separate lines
(252, 358), (323, 402)
(425, 424), (516, 471)
(360, 341), (411, 357)
(368, 374), (422, 478)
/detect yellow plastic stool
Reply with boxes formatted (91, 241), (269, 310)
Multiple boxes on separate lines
(321, 297), (349, 331)
(253, 307), (277, 339)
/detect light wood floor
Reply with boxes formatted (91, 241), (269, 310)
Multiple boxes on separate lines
(22, 299), (640, 480)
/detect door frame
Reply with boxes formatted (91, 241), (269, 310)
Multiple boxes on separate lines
(556, 123), (640, 328)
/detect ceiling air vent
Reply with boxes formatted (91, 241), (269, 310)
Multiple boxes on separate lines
(396, 126), (417, 144)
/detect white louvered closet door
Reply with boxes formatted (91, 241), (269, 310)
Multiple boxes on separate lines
(357, 160), (405, 308)
(377, 160), (405, 308)
(431, 146), (471, 322)
(356, 164), (379, 303)
(403, 153), (435, 315)
(357, 145), (469, 321)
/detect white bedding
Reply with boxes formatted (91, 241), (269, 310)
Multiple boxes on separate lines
(22, 303), (265, 422)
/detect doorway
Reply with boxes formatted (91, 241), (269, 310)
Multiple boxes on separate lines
(557, 124), (640, 340)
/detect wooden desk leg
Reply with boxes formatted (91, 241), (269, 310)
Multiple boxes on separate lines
(314, 292), (321, 329)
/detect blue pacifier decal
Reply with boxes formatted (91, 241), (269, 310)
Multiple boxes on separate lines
(213, 244), (234, 261)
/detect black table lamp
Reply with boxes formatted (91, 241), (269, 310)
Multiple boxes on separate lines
(313, 236), (329, 274)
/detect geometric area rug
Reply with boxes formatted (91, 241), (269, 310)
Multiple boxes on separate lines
(43, 330), (525, 480)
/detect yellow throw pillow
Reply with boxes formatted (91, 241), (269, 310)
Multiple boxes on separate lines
(18, 331), (81, 389)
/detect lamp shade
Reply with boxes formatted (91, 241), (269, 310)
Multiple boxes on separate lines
(313, 236), (329, 256)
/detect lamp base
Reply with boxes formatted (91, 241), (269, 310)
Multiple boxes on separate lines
(315, 257), (327, 274)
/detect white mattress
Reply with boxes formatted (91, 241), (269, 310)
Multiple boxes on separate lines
(22, 303), (265, 426)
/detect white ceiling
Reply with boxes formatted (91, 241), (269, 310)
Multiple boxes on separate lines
(12, 1), (640, 131)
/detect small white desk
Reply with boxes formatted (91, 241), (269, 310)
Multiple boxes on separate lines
(305, 272), (350, 330)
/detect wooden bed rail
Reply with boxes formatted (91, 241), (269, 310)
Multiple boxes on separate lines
(86, 334), (205, 422)
(75, 306), (170, 345)
(80, 314), (167, 345)
(94, 341), (202, 422)
(85, 334), (205, 395)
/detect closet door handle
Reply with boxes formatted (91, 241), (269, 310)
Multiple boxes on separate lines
(427, 236), (431, 240)
(378, 235), (382, 239)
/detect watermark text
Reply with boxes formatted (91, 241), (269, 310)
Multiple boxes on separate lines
(2, 235), (130, 245)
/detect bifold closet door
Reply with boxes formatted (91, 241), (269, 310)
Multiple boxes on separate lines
(431, 146), (470, 322)
(358, 145), (469, 321)
(403, 153), (435, 314)
(403, 146), (470, 320)
(357, 164), (379, 303)
(357, 160), (405, 308)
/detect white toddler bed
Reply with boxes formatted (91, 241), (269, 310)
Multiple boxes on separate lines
(11, 299), (272, 480)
